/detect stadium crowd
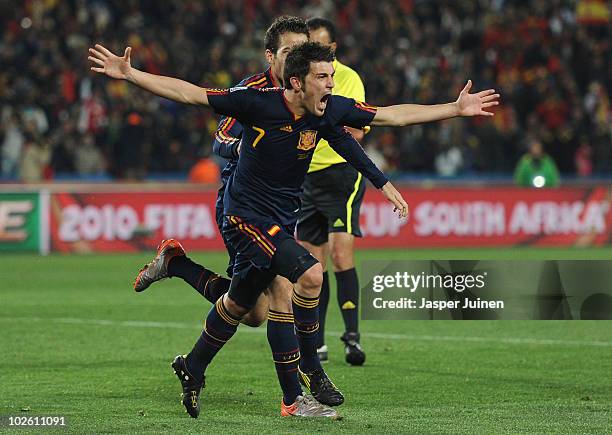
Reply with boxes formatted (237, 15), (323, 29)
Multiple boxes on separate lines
(1, 0), (610, 182)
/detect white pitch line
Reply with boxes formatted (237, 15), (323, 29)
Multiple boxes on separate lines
(2, 315), (612, 348)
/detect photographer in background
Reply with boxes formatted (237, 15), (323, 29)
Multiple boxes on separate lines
(514, 138), (560, 188)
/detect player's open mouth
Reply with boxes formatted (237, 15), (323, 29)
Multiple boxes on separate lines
(319, 94), (331, 110)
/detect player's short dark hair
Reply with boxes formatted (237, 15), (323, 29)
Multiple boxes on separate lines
(264, 16), (309, 53)
(306, 17), (336, 43)
(283, 42), (335, 90)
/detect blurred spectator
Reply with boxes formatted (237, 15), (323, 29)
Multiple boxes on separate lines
(74, 134), (105, 176)
(19, 135), (51, 182)
(434, 119), (466, 176)
(574, 138), (593, 177)
(114, 111), (148, 180)
(435, 144), (464, 177)
(1, 109), (25, 178)
(364, 143), (388, 173)
(78, 89), (107, 135)
(189, 157), (221, 184)
(0, 0), (610, 180)
(514, 139), (560, 188)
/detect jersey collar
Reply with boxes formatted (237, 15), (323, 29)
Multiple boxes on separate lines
(281, 91), (303, 121)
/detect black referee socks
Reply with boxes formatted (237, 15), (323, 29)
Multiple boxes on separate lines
(335, 268), (359, 333)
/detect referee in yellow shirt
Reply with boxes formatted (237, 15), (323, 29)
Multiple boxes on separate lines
(297, 17), (369, 366)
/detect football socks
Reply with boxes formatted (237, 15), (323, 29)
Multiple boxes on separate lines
(185, 298), (240, 382)
(168, 256), (229, 303)
(335, 268), (359, 333)
(292, 290), (322, 373)
(267, 310), (302, 405)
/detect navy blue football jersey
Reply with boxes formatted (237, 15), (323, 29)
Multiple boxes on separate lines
(207, 87), (387, 227)
(212, 68), (279, 159)
(211, 69), (278, 229)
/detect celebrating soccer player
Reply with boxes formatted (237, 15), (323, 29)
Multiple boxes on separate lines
(88, 37), (499, 420)
(131, 17), (344, 418)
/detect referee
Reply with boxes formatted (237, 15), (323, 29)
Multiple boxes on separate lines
(297, 17), (369, 366)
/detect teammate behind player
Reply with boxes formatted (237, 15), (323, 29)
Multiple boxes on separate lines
(297, 17), (368, 365)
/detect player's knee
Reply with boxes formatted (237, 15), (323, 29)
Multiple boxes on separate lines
(224, 294), (249, 318)
(297, 263), (323, 294)
(330, 246), (354, 271)
(267, 277), (294, 312)
(318, 254), (328, 272)
(241, 292), (269, 327)
(268, 276), (293, 295)
(301, 241), (327, 265)
(242, 311), (266, 327)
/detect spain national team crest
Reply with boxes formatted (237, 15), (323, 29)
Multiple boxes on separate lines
(298, 130), (318, 151)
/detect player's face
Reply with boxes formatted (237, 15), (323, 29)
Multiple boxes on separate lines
(268, 32), (308, 83)
(302, 61), (335, 116)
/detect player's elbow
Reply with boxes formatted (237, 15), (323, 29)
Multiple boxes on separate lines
(183, 93), (202, 105)
(388, 113), (411, 127)
(373, 117), (403, 128)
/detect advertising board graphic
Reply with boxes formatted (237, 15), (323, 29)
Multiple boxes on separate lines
(47, 187), (612, 252)
(0, 192), (42, 252)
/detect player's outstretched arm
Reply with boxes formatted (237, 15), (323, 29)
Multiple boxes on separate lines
(88, 44), (209, 106)
(372, 80), (499, 127)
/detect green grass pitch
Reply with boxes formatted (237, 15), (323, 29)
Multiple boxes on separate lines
(1, 248), (612, 434)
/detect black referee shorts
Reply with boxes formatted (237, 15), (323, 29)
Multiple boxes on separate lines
(296, 163), (365, 246)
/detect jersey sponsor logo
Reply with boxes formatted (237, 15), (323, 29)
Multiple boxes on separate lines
(298, 130), (318, 151)
(229, 86), (248, 92)
(333, 218), (345, 227)
(280, 125), (293, 132)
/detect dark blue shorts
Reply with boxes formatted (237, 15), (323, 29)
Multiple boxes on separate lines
(222, 215), (294, 276)
(221, 215), (319, 308)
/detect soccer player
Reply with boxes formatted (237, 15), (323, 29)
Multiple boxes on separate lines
(131, 17), (342, 417)
(297, 17), (369, 365)
(135, 17), (308, 325)
(88, 41), (498, 419)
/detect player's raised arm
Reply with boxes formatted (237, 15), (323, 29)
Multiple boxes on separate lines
(372, 80), (500, 127)
(88, 44), (209, 106)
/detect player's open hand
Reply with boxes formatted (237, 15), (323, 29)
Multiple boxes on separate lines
(380, 182), (409, 219)
(88, 44), (133, 80)
(456, 80), (500, 117)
